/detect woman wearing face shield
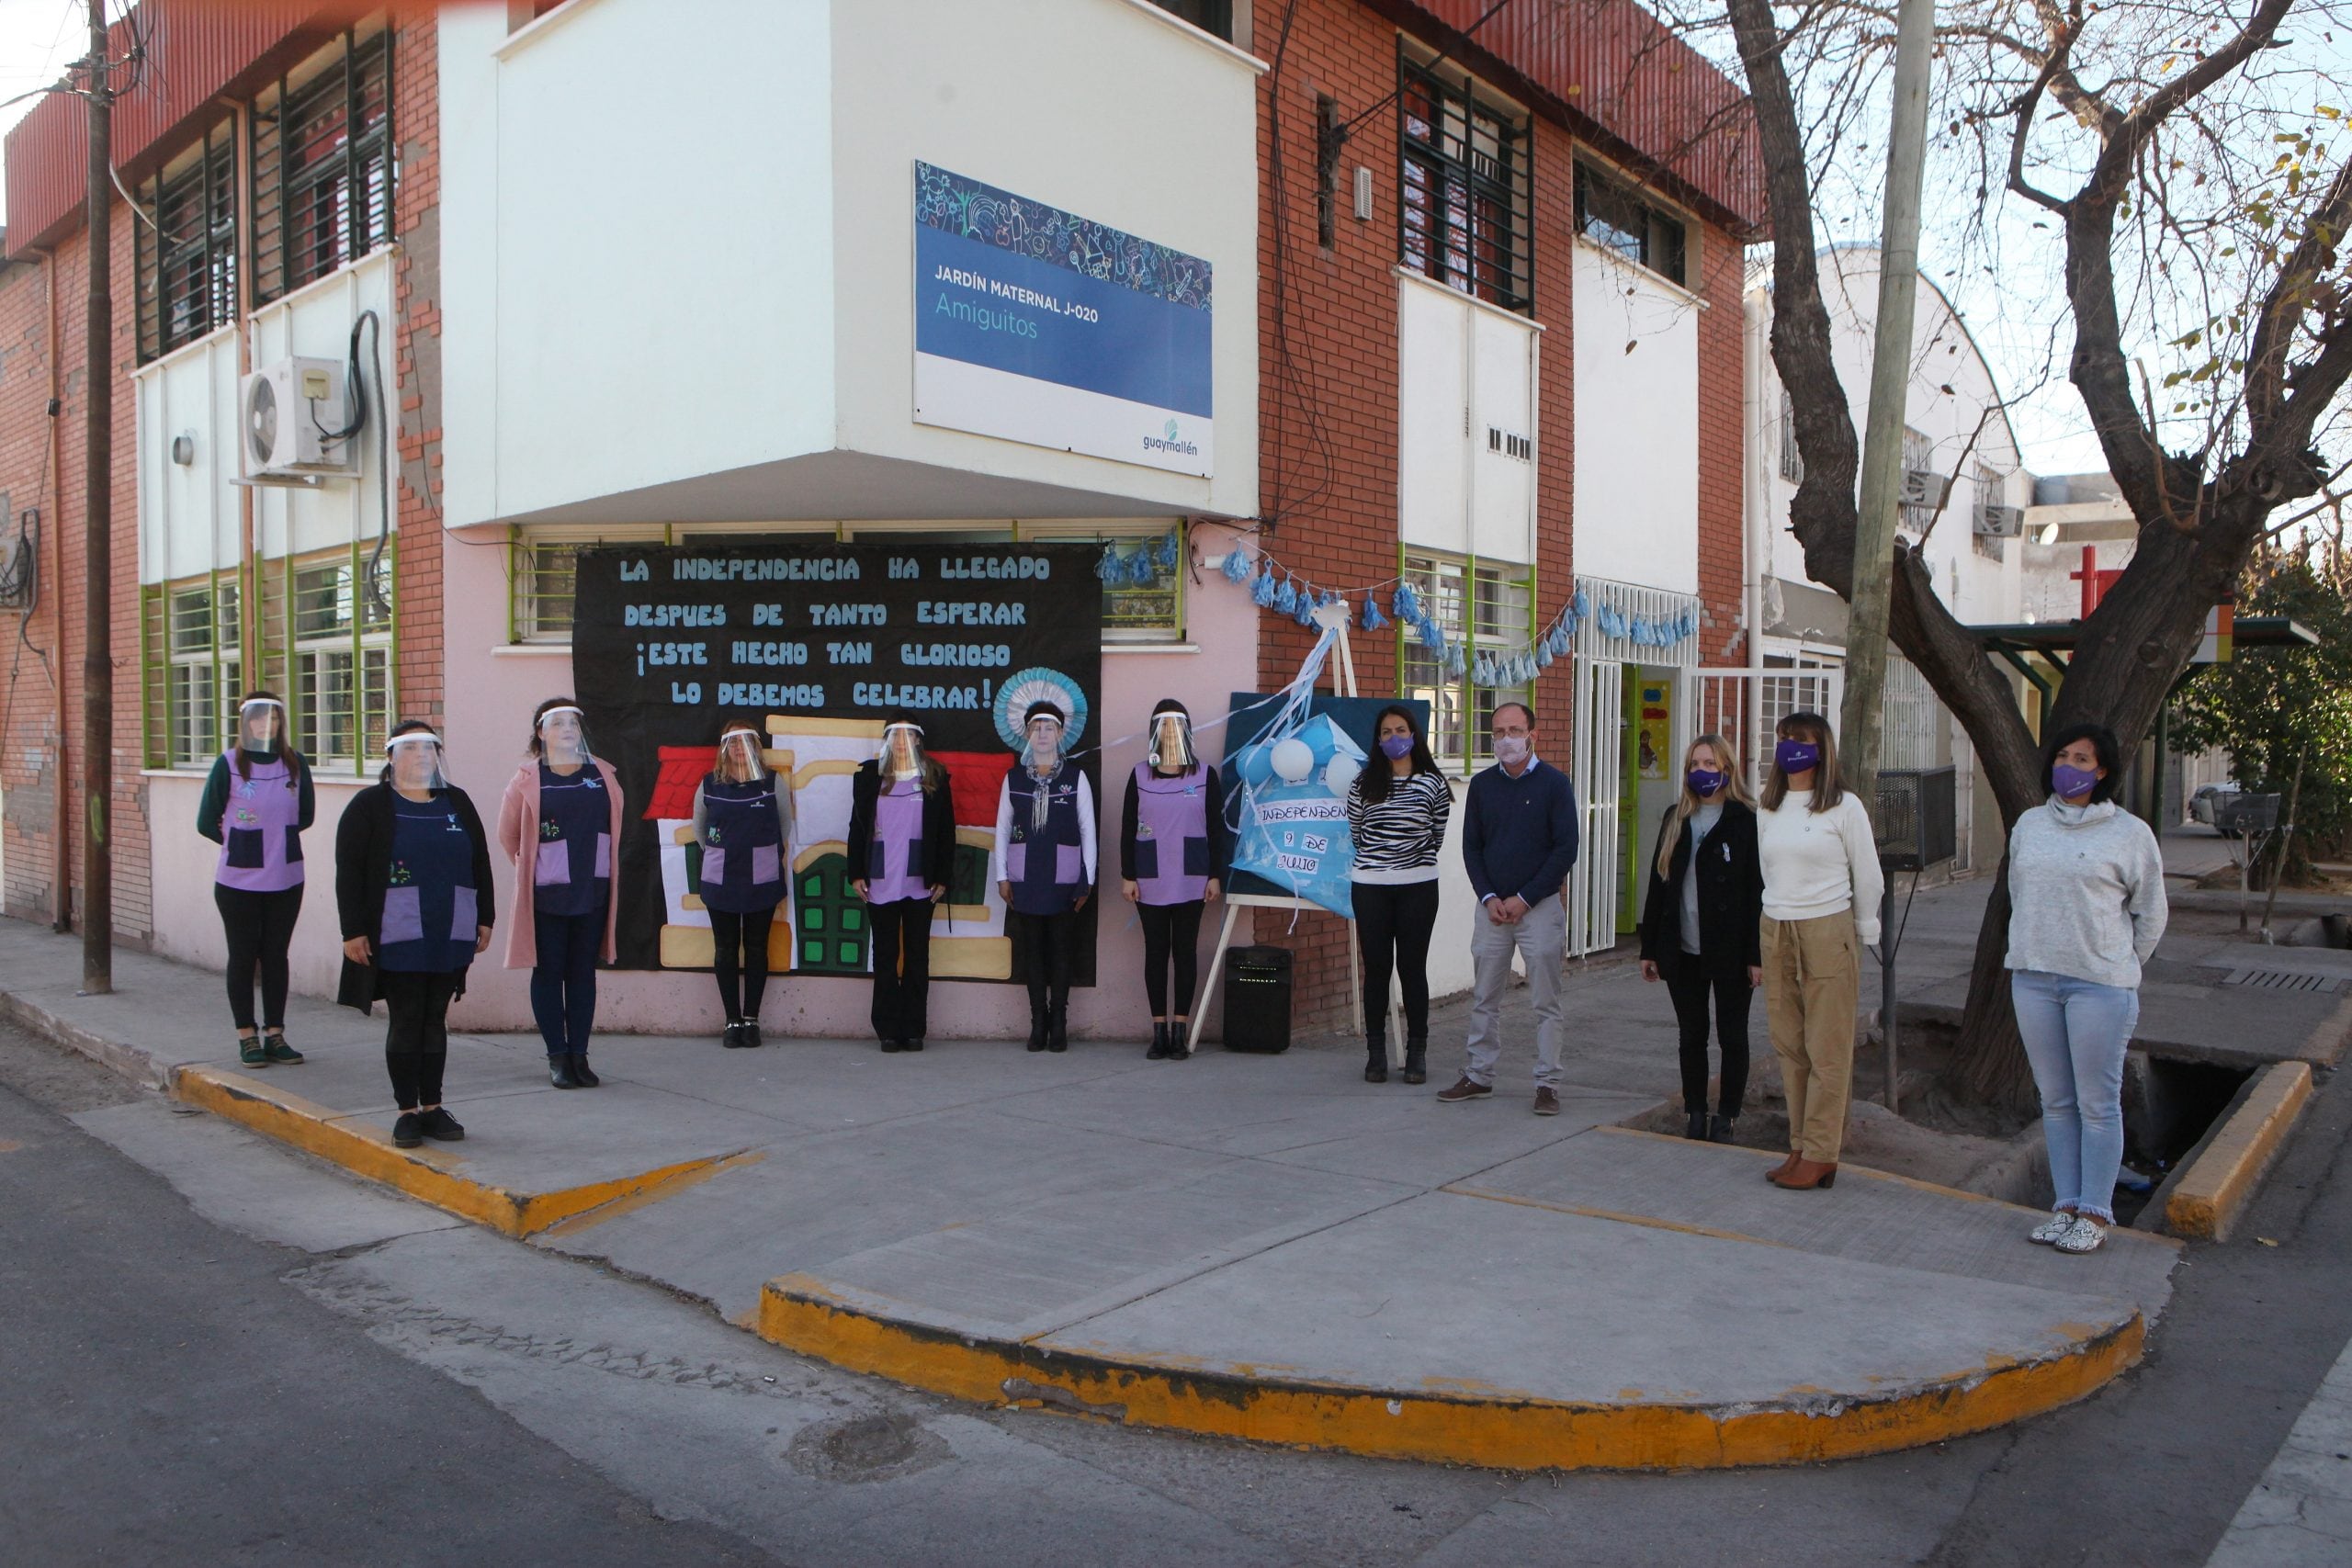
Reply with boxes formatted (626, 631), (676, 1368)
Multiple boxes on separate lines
(692, 725), (793, 1048)
(335, 722), (495, 1150)
(1119, 698), (1224, 1060)
(845, 716), (958, 1053)
(496, 699), (627, 1089)
(197, 692), (316, 1067)
(992, 700), (1096, 1052)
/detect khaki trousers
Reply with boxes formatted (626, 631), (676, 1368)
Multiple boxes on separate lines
(1760, 912), (1860, 1163)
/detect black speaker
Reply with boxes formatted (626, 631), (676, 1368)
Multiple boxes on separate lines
(1223, 945), (1294, 1053)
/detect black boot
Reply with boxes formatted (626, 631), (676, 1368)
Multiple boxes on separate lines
(1147, 1022), (1170, 1060)
(1047, 999), (1069, 1053)
(1363, 1038), (1388, 1084)
(1684, 1111), (1708, 1140)
(571, 1054), (600, 1088)
(1026, 1006), (1049, 1052)
(1710, 1114), (1737, 1145)
(1402, 1038), (1427, 1086)
(1165, 1021), (1190, 1061)
(549, 1056), (582, 1089)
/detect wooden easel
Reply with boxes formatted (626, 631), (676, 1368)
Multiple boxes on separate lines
(1187, 603), (1399, 1058)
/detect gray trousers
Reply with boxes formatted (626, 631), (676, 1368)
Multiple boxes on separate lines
(1463, 892), (1567, 1089)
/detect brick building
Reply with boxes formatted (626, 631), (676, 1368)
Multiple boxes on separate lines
(0, 0), (1757, 1042)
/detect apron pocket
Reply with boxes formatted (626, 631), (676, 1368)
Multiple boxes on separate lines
(284, 827), (304, 864)
(1056, 843), (1082, 884)
(701, 847), (727, 890)
(450, 885), (479, 942)
(380, 886), (424, 945)
(752, 844), (781, 885)
(594, 832), (611, 879)
(226, 828), (266, 870)
(1134, 840), (1159, 880)
(535, 839), (571, 886)
(1182, 836), (1211, 877)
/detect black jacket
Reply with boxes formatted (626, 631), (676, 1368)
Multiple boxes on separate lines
(843, 761), (960, 896)
(334, 782), (496, 1012)
(1636, 799), (1763, 977)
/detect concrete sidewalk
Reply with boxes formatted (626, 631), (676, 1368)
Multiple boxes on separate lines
(0, 914), (2184, 1472)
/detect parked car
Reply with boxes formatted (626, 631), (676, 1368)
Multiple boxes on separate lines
(2190, 781), (2242, 831)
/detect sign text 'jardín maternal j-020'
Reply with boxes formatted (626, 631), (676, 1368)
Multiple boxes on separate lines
(911, 161), (1213, 479)
(571, 542), (1103, 986)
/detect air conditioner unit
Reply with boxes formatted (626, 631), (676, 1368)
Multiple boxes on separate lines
(240, 356), (358, 479)
(1974, 503), (2025, 537)
(1897, 468), (1947, 508)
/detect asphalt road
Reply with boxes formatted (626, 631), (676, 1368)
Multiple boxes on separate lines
(2, 1020), (2346, 1567)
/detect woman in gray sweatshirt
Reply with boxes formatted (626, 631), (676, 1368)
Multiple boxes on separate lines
(2006, 722), (2167, 1256)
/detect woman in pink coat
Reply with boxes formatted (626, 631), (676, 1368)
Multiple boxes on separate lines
(497, 697), (624, 1089)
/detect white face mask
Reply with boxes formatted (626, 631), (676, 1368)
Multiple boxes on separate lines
(1494, 734), (1532, 766)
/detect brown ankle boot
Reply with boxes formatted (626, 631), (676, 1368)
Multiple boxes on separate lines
(1768, 1149), (1802, 1182)
(1770, 1158), (1838, 1190)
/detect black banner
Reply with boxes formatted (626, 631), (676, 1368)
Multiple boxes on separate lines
(571, 540), (1102, 981)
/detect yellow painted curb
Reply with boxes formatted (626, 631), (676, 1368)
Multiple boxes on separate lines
(172, 1065), (736, 1237)
(2165, 1060), (2314, 1242)
(756, 1274), (2145, 1472)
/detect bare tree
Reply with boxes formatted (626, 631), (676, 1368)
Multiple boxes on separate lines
(1723, 0), (2352, 1104)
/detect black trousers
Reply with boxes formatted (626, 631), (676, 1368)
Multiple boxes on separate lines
(1012, 908), (1078, 1016)
(379, 969), (458, 1110)
(1663, 948), (1753, 1118)
(1353, 879), (1440, 1043)
(215, 883), (303, 1032)
(708, 907), (775, 1021)
(868, 897), (935, 1042)
(1137, 899), (1204, 1018)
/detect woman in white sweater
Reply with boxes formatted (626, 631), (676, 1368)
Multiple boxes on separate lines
(2006, 723), (2167, 1256)
(1756, 712), (1883, 1191)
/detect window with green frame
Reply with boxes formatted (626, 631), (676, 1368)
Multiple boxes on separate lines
(140, 572), (243, 769)
(251, 544), (395, 773)
(1398, 549), (1532, 764)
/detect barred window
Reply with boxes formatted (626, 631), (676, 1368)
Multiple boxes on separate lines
(288, 554), (393, 766)
(1575, 164), (1687, 288)
(251, 28), (393, 305)
(135, 122), (237, 363)
(142, 575), (242, 768)
(1398, 53), (1532, 314)
(514, 538), (581, 642)
(1972, 462), (2007, 561)
(1400, 550), (1532, 764)
(1902, 426), (1938, 534)
(1778, 391), (1805, 484)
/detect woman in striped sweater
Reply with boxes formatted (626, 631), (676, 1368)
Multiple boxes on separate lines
(1347, 704), (1451, 1085)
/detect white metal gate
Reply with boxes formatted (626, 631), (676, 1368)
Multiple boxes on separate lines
(1568, 657), (1623, 956)
(1687, 667), (1846, 799)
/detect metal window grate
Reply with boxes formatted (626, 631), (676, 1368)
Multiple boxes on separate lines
(135, 121), (237, 362)
(251, 28), (393, 305)
(1574, 164), (1687, 287)
(1398, 50), (1532, 314)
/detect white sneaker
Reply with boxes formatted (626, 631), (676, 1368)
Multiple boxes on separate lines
(2029, 1210), (2077, 1245)
(2054, 1215), (2109, 1254)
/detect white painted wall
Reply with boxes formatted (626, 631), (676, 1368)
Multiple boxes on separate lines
(248, 252), (399, 563)
(1573, 242), (1699, 594)
(437, 0), (839, 527)
(133, 329), (240, 584)
(829, 0), (1259, 520)
(1396, 271), (1539, 564)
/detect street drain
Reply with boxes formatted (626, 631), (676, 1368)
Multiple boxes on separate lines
(2223, 967), (2346, 994)
(786, 1412), (950, 1483)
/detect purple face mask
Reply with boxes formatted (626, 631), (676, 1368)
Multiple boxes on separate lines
(2052, 762), (2101, 800)
(1687, 768), (1726, 796)
(1380, 733), (1415, 760)
(1775, 739), (1822, 775)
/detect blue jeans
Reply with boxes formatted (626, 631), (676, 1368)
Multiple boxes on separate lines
(532, 909), (602, 1056)
(2010, 969), (2138, 1223)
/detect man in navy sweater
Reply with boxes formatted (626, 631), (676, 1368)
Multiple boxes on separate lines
(1439, 702), (1579, 1114)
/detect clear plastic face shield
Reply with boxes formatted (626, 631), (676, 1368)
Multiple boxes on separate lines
(718, 728), (767, 784)
(1023, 713), (1066, 773)
(537, 705), (592, 768)
(238, 698), (285, 758)
(1148, 710), (1194, 770)
(386, 732), (447, 792)
(882, 721), (927, 782)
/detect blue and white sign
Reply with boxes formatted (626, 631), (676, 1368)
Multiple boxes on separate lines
(913, 163), (1213, 478)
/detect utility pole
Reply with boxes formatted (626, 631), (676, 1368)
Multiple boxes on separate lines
(1839, 0), (1936, 815)
(80, 0), (113, 994)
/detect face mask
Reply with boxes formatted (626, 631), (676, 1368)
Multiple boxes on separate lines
(1494, 735), (1531, 766)
(1687, 768), (1725, 796)
(1775, 739), (1822, 775)
(2052, 762), (2100, 800)
(1025, 722), (1062, 770)
(1380, 733), (1415, 761)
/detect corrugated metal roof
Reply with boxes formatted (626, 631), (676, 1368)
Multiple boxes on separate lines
(3, 0), (353, 257)
(1397, 0), (1765, 233)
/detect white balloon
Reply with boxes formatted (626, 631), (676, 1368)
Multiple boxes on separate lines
(1270, 737), (1316, 784)
(1323, 754), (1362, 799)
